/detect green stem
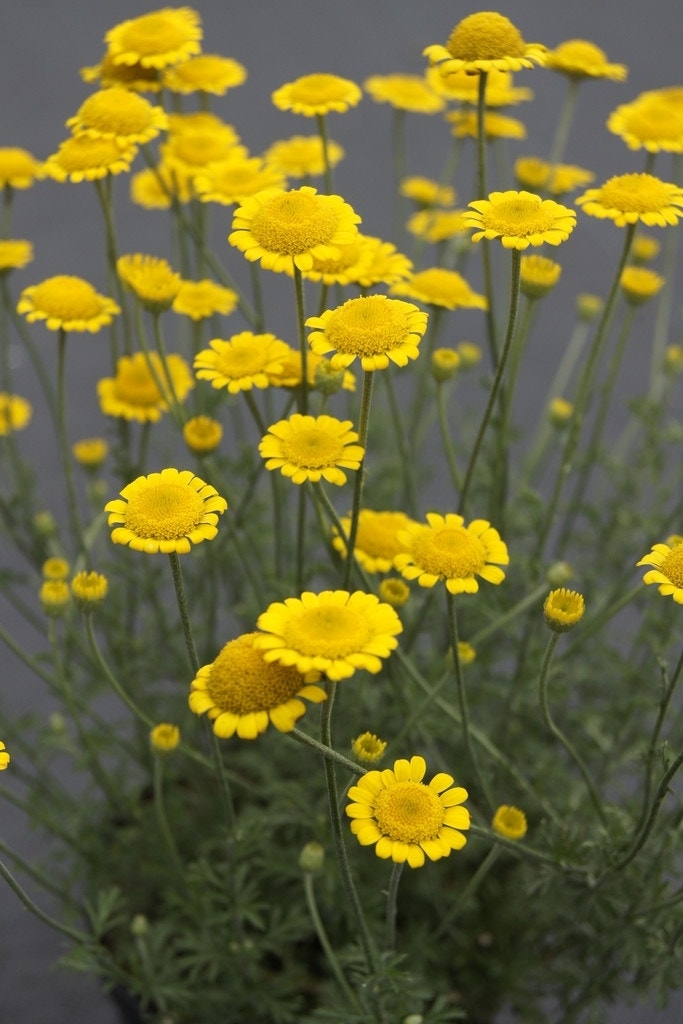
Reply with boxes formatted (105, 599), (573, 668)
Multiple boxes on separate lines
(168, 551), (199, 673)
(476, 72), (498, 365)
(0, 856), (90, 944)
(435, 380), (462, 498)
(56, 329), (85, 555)
(152, 755), (185, 877)
(548, 78), (580, 168)
(303, 870), (361, 1011)
(293, 265), (309, 413)
(315, 113), (333, 194)
(434, 846), (501, 939)
(385, 860), (404, 952)
(343, 370), (375, 590)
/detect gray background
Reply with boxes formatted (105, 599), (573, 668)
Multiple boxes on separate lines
(2, 1), (682, 1021)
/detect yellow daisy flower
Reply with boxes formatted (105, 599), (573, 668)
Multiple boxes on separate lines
(406, 209), (469, 244)
(254, 589), (403, 681)
(189, 632), (326, 740)
(391, 268), (487, 311)
(514, 156), (595, 196)
(98, 351), (193, 423)
(130, 166), (175, 209)
(40, 580), (71, 615)
(264, 135), (345, 179)
(80, 52), (162, 92)
(183, 415), (223, 455)
(228, 186), (361, 274)
(0, 240), (34, 273)
(424, 12), (546, 76)
(394, 512), (509, 595)
(0, 393), (32, 435)
(259, 414), (364, 486)
(446, 109), (526, 141)
(71, 571), (109, 610)
(378, 578), (411, 608)
(431, 348), (461, 382)
(465, 190), (577, 249)
(346, 755), (470, 868)
(194, 332), (292, 393)
(306, 294), (428, 371)
(116, 254), (182, 312)
(427, 66), (532, 107)
(354, 237), (413, 288)
(332, 509), (417, 573)
(272, 73), (362, 116)
(0, 741), (11, 771)
(351, 732), (387, 764)
(162, 54), (247, 95)
(637, 540), (683, 603)
(545, 39), (627, 81)
(576, 173), (683, 227)
(492, 805), (527, 840)
(161, 112), (243, 176)
(17, 275), (120, 332)
(631, 234), (661, 263)
(150, 724), (181, 753)
(400, 177), (455, 208)
(42, 558), (70, 581)
(520, 255), (562, 299)
(72, 437), (108, 470)
(0, 147), (44, 189)
(299, 237), (375, 287)
(363, 74), (444, 114)
(543, 588), (585, 632)
(105, 467), (227, 555)
(608, 92), (683, 154)
(44, 135), (137, 182)
(66, 88), (168, 147)
(194, 156), (287, 205)
(266, 347), (355, 393)
(105, 8), (202, 69)
(620, 266), (665, 305)
(172, 279), (238, 320)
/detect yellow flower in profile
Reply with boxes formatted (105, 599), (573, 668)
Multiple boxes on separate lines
(424, 12), (546, 75)
(577, 293), (603, 321)
(447, 110), (526, 141)
(457, 641), (476, 666)
(354, 237), (413, 288)
(194, 332), (292, 393)
(351, 732), (387, 764)
(40, 580), (70, 615)
(307, 294), (428, 371)
(117, 254), (182, 312)
(66, 88), (168, 146)
(105, 8), (202, 69)
(73, 437), (108, 470)
(608, 92), (683, 154)
(576, 174), (683, 227)
(400, 177), (455, 208)
(172, 279), (238, 321)
(266, 346), (355, 393)
(150, 723), (181, 753)
(18, 275), (120, 332)
(631, 234), (660, 263)
(42, 557), (70, 581)
(162, 54), (247, 95)
(299, 237), (375, 287)
(130, 167), (175, 209)
(379, 578), (411, 608)
(394, 512), (509, 595)
(431, 348), (461, 382)
(272, 73), (362, 116)
(514, 156), (595, 196)
(458, 342), (482, 368)
(80, 52), (162, 93)
(255, 590), (403, 681)
(406, 209), (469, 244)
(363, 74), (444, 114)
(427, 66), (532, 107)
(98, 351), (193, 423)
(259, 414), (364, 486)
(0, 393), (32, 435)
(0, 240), (34, 274)
(637, 540), (683, 603)
(391, 268), (487, 311)
(229, 186), (361, 274)
(264, 135), (345, 179)
(520, 255), (562, 299)
(620, 266), (665, 306)
(161, 113), (244, 179)
(465, 191), (577, 249)
(189, 632), (326, 740)
(105, 467), (227, 555)
(492, 805), (527, 840)
(71, 571), (109, 610)
(194, 156), (287, 205)
(332, 510), (417, 573)
(183, 415), (223, 456)
(543, 589), (585, 632)
(0, 741), (10, 771)
(44, 135), (137, 182)
(545, 39), (627, 81)
(346, 754), (470, 868)
(0, 148), (44, 189)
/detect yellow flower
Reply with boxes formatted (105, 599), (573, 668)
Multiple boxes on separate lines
(0, 741), (10, 771)
(80, 52), (162, 92)
(664, 346), (683, 375)
(229, 186), (361, 274)
(427, 66), (532, 107)
(254, 590), (403, 681)
(378, 578), (411, 608)
(608, 92), (683, 154)
(346, 755), (470, 868)
(266, 346), (354, 393)
(73, 437), (109, 470)
(117, 254), (182, 312)
(42, 557), (70, 581)
(431, 348), (461, 383)
(457, 342), (482, 368)
(457, 641), (476, 666)
(66, 88), (168, 146)
(631, 234), (660, 263)
(354, 237), (413, 288)
(194, 332), (292, 393)
(161, 112), (244, 183)
(543, 588), (585, 632)
(0, 147), (44, 189)
(545, 39), (627, 81)
(406, 209), (469, 244)
(547, 397), (574, 427)
(150, 723), (181, 752)
(332, 510), (417, 573)
(17, 275), (120, 332)
(446, 109), (526, 141)
(162, 54), (247, 95)
(44, 135), (137, 182)
(637, 540), (683, 603)
(259, 414), (364, 487)
(520, 255), (562, 299)
(0, 393), (32, 435)
(576, 293), (603, 321)
(195, 155), (287, 205)
(272, 73), (362, 116)
(394, 512), (509, 596)
(351, 732), (387, 764)
(620, 266), (665, 305)
(363, 74), (444, 113)
(400, 177), (455, 208)
(299, 237), (376, 287)
(189, 632), (326, 740)
(98, 351), (193, 422)
(0, 240), (34, 273)
(172, 279), (238, 321)
(264, 135), (345, 179)
(492, 805), (527, 840)
(71, 571), (109, 610)
(576, 174), (683, 227)
(105, 467), (227, 555)
(514, 156), (595, 196)
(424, 12), (546, 75)
(40, 580), (70, 616)
(307, 294), (428, 371)
(465, 191), (577, 249)
(130, 167), (175, 209)
(391, 268), (487, 311)
(105, 8), (202, 69)
(183, 415), (223, 456)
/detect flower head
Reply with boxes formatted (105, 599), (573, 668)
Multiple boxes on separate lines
(0, 240), (33, 274)
(259, 414), (364, 487)
(40, 580), (70, 616)
(0, 742), (10, 771)
(543, 588), (585, 632)
(73, 437), (108, 470)
(391, 268), (487, 311)
(105, 8), (202, 69)
(351, 732), (387, 764)
(545, 39), (627, 81)
(17, 275), (120, 332)
(425, 13), (546, 76)
(576, 174), (683, 227)
(620, 266), (665, 305)
(0, 393), (32, 435)
(162, 54), (247, 95)
(492, 805), (527, 840)
(514, 156), (595, 197)
(363, 74), (444, 114)
(194, 332), (292, 393)
(0, 148), (44, 189)
(428, 66), (532, 107)
(608, 92), (683, 153)
(346, 755), (470, 868)
(80, 52), (162, 92)
(150, 723), (181, 753)
(447, 109), (526, 141)
(264, 135), (345, 179)
(379, 578), (411, 608)
(406, 209), (469, 245)
(465, 191), (576, 249)
(189, 632), (326, 739)
(194, 156), (287, 205)
(183, 415), (223, 455)
(306, 294), (427, 371)
(637, 540), (683, 603)
(272, 73), (362, 116)
(117, 254), (182, 312)
(66, 88), (168, 146)
(332, 510), (417, 573)
(229, 186), (360, 274)
(547, 397), (574, 427)
(42, 557), (70, 581)
(172, 278), (238, 321)
(431, 348), (461, 382)
(45, 135), (137, 182)
(105, 467), (227, 554)
(400, 177), (455, 208)
(71, 571), (109, 610)
(394, 513), (509, 595)
(98, 352), (192, 422)
(354, 237), (413, 288)
(520, 255), (562, 299)
(255, 590), (403, 681)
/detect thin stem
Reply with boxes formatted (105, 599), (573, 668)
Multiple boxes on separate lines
(168, 551), (199, 673)
(343, 370), (375, 590)
(56, 330), (85, 556)
(153, 755), (185, 878)
(0, 856), (90, 944)
(293, 265), (309, 413)
(385, 861), (404, 952)
(434, 846), (501, 939)
(435, 381), (462, 498)
(315, 113), (333, 194)
(303, 871), (361, 1011)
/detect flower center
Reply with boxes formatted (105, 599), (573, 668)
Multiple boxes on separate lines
(447, 13), (525, 61)
(600, 173), (672, 213)
(31, 276), (103, 318)
(326, 296), (410, 355)
(412, 526), (486, 579)
(116, 359), (162, 407)
(556, 40), (607, 64)
(485, 195), (556, 236)
(123, 482), (204, 540)
(661, 545), (683, 587)
(250, 192), (338, 254)
(290, 74), (350, 103)
(356, 512), (409, 559)
(374, 781), (444, 842)
(215, 340), (269, 378)
(59, 136), (124, 170)
(281, 427), (345, 468)
(282, 605), (372, 658)
(119, 14), (189, 55)
(207, 634), (304, 714)
(79, 90), (154, 134)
